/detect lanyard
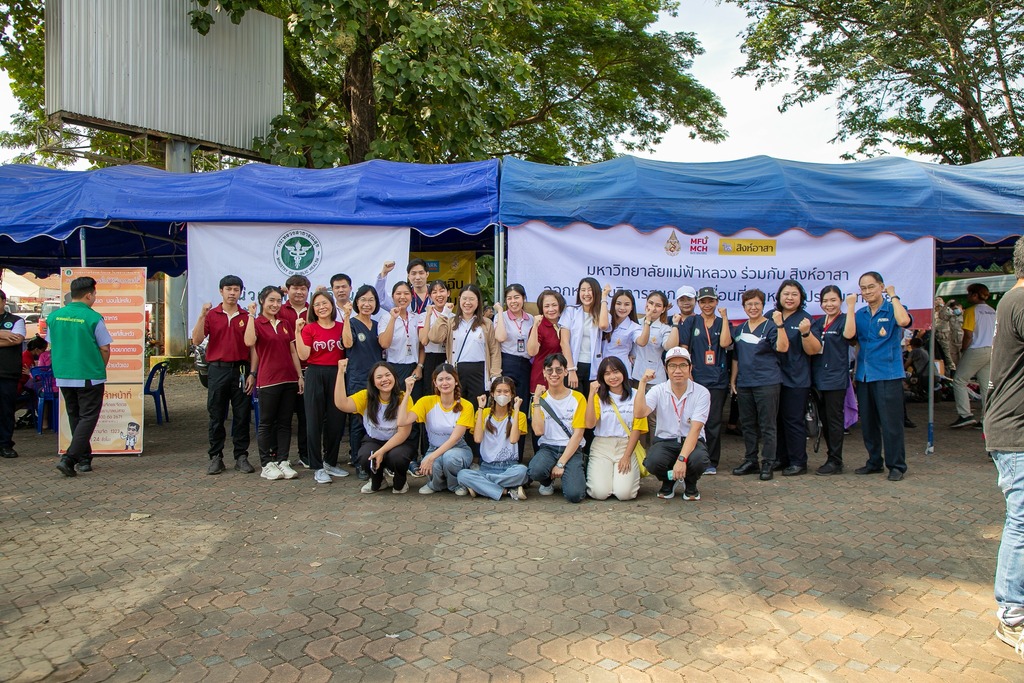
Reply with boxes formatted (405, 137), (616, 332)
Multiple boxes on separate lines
(412, 294), (429, 315)
(509, 311), (527, 337)
(669, 391), (687, 438)
(822, 314), (838, 332)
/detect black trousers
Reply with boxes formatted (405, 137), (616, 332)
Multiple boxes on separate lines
(391, 361), (421, 459)
(776, 385), (809, 469)
(60, 382), (105, 465)
(257, 383), (297, 466)
(207, 363), (251, 460)
(358, 437), (417, 491)
(0, 377), (16, 449)
(293, 370), (307, 460)
(815, 388), (846, 466)
(645, 437), (710, 488)
(304, 364), (344, 470)
(705, 388), (728, 467)
(737, 383), (780, 467)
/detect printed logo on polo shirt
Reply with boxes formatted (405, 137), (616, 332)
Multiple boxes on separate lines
(274, 229), (322, 277)
(2, 321), (11, 329)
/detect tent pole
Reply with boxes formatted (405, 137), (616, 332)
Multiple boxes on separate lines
(926, 243), (936, 455)
(495, 223), (505, 304)
(80, 229), (87, 266)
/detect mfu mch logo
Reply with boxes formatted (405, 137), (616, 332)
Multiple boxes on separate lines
(689, 236), (710, 254)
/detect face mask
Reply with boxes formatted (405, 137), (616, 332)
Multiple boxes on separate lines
(953, 309), (962, 316)
(493, 395), (511, 407)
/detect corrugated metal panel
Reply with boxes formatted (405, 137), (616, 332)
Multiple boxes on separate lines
(45, 0), (282, 152)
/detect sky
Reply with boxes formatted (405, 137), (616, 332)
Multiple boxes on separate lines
(0, 1), (917, 167)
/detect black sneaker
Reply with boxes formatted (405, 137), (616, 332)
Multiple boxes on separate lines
(75, 462), (92, 472)
(235, 457), (255, 474)
(657, 480), (676, 500)
(56, 458), (77, 477)
(207, 457), (225, 475)
(0, 447), (17, 458)
(950, 415), (978, 429)
(887, 469), (905, 481)
(816, 461), (843, 476)
(357, 468), (370, 481)
(681, 487), (700, 501)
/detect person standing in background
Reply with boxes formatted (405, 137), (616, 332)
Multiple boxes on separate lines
(47, 277), (111, 477)
(951, 283), (996, 429)
(0, 289), (26, 459)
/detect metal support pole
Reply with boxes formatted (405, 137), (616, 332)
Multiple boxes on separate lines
(494, 223), (505, 302)
(80, 228), (87, 266)
(926, 247), (936, 455)
(162, 139), (196, 357)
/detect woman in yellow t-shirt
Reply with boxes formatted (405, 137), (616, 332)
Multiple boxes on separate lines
(458, 377), (529, 500)
(335, 360), (415, 494)
(400, 364), (475, 495)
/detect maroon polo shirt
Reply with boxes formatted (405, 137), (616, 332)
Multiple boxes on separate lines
(204, 305), (250, 362)
(253, 316), (298, 388)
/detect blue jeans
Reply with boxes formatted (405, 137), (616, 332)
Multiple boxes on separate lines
(527, 444), (586, 503)
(424, 442), (473, 492)
(994, 450), (1024, 625)
(457, 460), (529, 500)
(856, 379), (907, 473)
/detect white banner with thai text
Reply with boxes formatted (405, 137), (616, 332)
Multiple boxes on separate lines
(187, 222), (410, 331)
(508, 222), (935, 325)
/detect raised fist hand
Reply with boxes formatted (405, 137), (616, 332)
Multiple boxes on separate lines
(381, 260), (396, 276)
(247, 302), (257, 316)
(642, 369), (656, 383)
(845, 294), (858, 308)
(200, 302), (212, 316)
(477, 394), (488, 409)
(771, 310), (783, 325)
(798, 318), (811, 334)
(337, 359), (348, 373)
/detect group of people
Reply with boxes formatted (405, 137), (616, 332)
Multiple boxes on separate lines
(188, 261), (925, 506)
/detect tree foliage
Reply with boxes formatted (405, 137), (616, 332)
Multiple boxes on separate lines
(0, 0), (726, 168)
(729, 0), (1024, 164)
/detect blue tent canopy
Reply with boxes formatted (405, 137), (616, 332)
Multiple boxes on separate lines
(498, 155), (1024, 245)
(0, 159), (500, 276)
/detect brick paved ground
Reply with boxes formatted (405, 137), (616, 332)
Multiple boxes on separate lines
(1, 374), (1020, 681)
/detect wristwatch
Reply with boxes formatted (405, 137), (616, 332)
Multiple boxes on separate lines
(800, 332), (810, 338)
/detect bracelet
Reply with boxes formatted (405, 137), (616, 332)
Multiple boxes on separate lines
(800, 332), (810, 338)
(568, 367), (578, 372)
(776, 324), (785, 329)
(891, 295), (901, 301)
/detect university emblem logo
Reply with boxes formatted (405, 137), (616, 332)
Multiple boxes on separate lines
(664, 232), (681, 256)
(274, 229), (322, 276)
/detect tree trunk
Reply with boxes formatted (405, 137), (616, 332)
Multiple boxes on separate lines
(344, 38), (378, 164)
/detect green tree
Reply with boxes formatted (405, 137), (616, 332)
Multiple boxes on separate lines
(0, 1), (727, 168)
(730, 0), (1024, 164)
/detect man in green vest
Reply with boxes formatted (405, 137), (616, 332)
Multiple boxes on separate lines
(47, 277), (111, 477)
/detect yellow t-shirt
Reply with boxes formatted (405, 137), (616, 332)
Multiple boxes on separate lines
(411, 395), (475, 449)
(350, 389), (413, 442)
(479, 408), (528, 463)
(591, 392), (648, 438)
(537, 390), (587, 447)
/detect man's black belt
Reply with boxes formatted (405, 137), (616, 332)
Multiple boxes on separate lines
(209, 360), (248, 367)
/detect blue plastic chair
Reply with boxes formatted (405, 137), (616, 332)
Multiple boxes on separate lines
(30, 366), (58, 434)
(145, 361), (170, 425)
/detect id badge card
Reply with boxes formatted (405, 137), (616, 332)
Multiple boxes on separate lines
(517, 338), (526, 354)
(704, 350), (716, 365)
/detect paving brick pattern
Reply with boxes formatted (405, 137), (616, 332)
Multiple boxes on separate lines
(1, 375), (1020, 681)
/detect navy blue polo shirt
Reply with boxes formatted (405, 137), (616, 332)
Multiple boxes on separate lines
(732, 319), (781, 388)
(810, 313), (852, 391)
(854, 301), (911, 383)
(678, 316), (729, 389)
(777, 310), (812, 388)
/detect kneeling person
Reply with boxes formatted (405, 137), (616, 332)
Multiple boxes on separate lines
(528, 353), (587, 503)
(635, 347), (711, 501)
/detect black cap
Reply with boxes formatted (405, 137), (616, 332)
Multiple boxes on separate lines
(696, 287), (718, 301)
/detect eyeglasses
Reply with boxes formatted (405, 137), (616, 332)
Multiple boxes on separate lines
(544, 367), (566, 376)
(666, 363), (690, 371)
(859, 283), (880, 292)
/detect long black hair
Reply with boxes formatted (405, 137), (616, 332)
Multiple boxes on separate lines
(365, 362), (403, 426)
(596, 356), (633, 404)
(306, 290), (337, 323)
(605, 289), (638, 342)
(432, 363), (464, 413)
(353, 284), (380, 315)
(458, 284), (486, 331)
(576, 277), (602, 327)
(774, 279), (807, 312)
(484, 376), (518, 439)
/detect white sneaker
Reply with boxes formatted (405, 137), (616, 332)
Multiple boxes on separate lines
(261, 462), (283, 480)
(454, 486), (469, 496)
(314, 469), (332, 484)
(418, 484), (437, 495)
(538, 484), (554, 496)
(278, 461), (298, 479)
(392, 483), (409, 494)
(361, 481), (379, 494)
(323, 464), (349, 478)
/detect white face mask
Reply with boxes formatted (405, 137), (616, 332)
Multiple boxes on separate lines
(493, 395), (511, 407)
